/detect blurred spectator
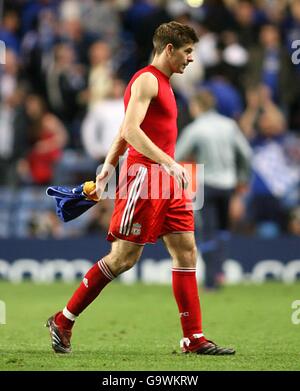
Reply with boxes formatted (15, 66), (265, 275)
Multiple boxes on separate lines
(219, 30), (248, 90)
(282, 0), (300, 130)
(21, 8), (58, 93)
(85, 200), (114, 234)
(0, 49), (23, 186)
(202, 0), (235, 33)
(81, 77), (125, 162)
(58, 3), (100, 65)
(245, 101), (300, 236)
(283, 0), (300, 53)
(239, 84), (282, 139)
(176, 90), (252, 289)
(44, 43), (86, 146)
(258, 0), (288, 24)
(80, 0), (122, 51)
(231, 0), (266, 47)
(19, 0), (59, 34)
(81, 40), (114, 109)
(201, 66), (244, 119)
(59, 0), (81, 21)
(28, 209), (64, 239)
(123, 0), (157, 29)
(194, 22), (220, 80)
(287, 206), (300, 236)
(0, 9), (20, 55)
(243, 23), (296, 110)
(16, 94), (68, 185)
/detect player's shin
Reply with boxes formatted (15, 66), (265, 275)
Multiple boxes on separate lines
(172, 268), (203, 338)
(55, 259), (115, 330)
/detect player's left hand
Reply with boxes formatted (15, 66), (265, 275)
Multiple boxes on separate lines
(163, 161), (190, 190)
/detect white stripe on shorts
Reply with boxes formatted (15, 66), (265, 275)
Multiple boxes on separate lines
(119, 167), (144, 235)
(125, 168), (147, 235)
(119, 166), (147, 236)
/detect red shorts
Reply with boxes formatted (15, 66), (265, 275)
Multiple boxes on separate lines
(107, 157), (194, 245)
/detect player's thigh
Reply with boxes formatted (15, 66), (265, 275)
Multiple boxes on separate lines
(162, 232), (197, 268)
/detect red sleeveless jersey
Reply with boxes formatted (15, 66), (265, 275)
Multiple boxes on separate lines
(124, 64), (178, 162)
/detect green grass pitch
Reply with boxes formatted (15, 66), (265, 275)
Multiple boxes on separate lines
(0, 281), (299, 371)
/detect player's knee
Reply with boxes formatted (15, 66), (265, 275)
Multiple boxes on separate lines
(111, 250), (140, 274)
(119, 255), (138, 272)
(177, 246), (197, 267)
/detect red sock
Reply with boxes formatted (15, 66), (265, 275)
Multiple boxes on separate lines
(172, 268), (203, 338)
(55, 259), (115, 330)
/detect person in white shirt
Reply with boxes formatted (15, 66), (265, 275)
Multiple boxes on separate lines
(81, 78), (125, 162)
(176, 89), (252, 289)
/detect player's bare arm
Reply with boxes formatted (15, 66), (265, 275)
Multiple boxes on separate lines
(91, 132), (128, 200)
(121, 72), (189, 188)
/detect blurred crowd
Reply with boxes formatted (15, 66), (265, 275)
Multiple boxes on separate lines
(1, 0), (300, 239)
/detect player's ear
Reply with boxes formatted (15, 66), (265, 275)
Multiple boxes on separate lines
(166, 43), (174, 57)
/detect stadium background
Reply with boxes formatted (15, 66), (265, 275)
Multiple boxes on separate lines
(0, 0), (300, 373)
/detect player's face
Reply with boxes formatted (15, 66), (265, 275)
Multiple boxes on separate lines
(170, 43), (194, 74)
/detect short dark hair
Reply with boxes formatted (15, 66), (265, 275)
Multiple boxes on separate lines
(153, 21), (199, 54)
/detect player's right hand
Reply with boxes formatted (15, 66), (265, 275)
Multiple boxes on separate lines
(162, 161), (190, 190)
(90, 170), (110, 201)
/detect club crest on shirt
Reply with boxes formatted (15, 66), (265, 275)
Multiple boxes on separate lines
(131, 223), (141, 236)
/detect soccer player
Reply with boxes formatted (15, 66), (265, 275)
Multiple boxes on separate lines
(46, 21), (235, 355)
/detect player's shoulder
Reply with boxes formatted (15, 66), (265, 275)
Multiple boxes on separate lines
(134, 71), (158, 85)
(131, 71), (158, 98)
